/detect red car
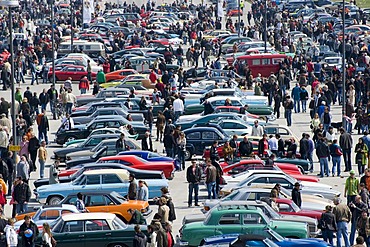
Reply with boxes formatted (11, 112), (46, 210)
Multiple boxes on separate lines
(221, 160), (319, 183)
(48, 65), (97, 81)
(105, 69), (138, 82)
(203, 141), (259, 159)
(97, 155), (175, 179)
(276, 198), (322, 220)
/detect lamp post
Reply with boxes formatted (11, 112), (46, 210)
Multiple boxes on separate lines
(71, 1), (74, 53)
(0, 0), (19, 160)
(264, 0), (267, 53)
(238, 0), (241, 37)
(51, 0), (55, 89)
(342, 0), (346, 128)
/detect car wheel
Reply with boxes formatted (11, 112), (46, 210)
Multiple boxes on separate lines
(184, 149), (192, 161)
(65, 136), (77, 143)
(48, 195), (63, 205)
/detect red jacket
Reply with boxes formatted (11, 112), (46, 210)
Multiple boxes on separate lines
(103, 62), (110, 74)
(149, 72), (157, 83)
(79, 78), (90, 90)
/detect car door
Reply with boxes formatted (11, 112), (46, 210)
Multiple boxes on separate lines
(241, 213), (266, 235)
(83, 174), (102, 191)
(85, 195), (109, 213)
(268, 177), (294, 190)
(201, 131), (217, 154)
(215, 213), (242, 235)
(101, 174), (129, 196)
(58, 220), (85, 247)
(84, 219), (112, 247)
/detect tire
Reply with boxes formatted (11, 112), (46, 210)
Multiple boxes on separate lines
(184, 149), (192, 161)
(65, 136), (77, 143)
(48, 195), (63, 205)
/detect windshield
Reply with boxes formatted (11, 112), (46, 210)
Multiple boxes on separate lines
(91, 142), (104, 152)
(72, 174), (86, 185)
(112, 216), (127, 230)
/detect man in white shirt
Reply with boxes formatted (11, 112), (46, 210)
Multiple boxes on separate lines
(173, 95), (184, 122)
(251, 120), (264, 137)
(65, 89), (76, 115)
(268, 135), (278, 155)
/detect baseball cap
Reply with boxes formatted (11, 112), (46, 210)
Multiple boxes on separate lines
(350, 170), (355, 175)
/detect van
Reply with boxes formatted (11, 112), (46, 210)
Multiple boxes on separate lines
(57, 41), (106, 59)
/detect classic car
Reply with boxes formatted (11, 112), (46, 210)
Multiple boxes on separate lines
(184, 96), (273, 117)
(100, 74), (151, 89)
(214, 106), (264, 120)
(204, 187), (332, 214)
(53, 134), (121, 161)
(202, 229), (331, 247)
(35, 169), (168, 204)
(104, 69), (138, 82)
(275, 198), (322, 220)
(44, 213), (147, 247)
(64, 138), (141, 162)
(15, 204), (79, 230)
(59, 191), (152, 222)
(71, 101), (124, 116)
(55, 116), (149, 145)
(97, 155), (175, 179)
(70, 107), (144, 125)
(106, 97), (163, 118)
(63, 128), (138, 147)
(76, 88), (130, 107)
(178, 204), (308, 246)
(117, 151), (174, 163)
(221, 160), (319, 183)
(184, 127), (229, 160)
(48, 65), (97, 81)
(185, 200), (319, 238)
(34, 162), (166, 188)
(219, 171), (340, 200)
(202, 140), (259, 159)
(275, 158), (311, 173)
(204, 234), (279, 247)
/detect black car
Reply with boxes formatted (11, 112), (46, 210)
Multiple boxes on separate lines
(53, 134), (120, 162)
(71, 107), (144, 125)
(76, 88), (130, 106)
(184, 67), (207, 80)
(34, 163), (165, 188)
(184, 127), (229, 160)
(55, 116), (149, 145)
(70, 101), (124, 117)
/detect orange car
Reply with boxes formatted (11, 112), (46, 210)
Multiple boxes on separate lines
(105, 69), (138, 82)
(58, 191), (152, 222)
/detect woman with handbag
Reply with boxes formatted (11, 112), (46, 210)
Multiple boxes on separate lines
(355, 138), (368, 176)
(42, 223), (55, 247)
(319, 205), (337, 246)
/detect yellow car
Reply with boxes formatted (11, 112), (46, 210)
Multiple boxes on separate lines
(100, 74), (150, 89)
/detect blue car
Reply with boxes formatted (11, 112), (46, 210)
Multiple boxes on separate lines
(118, 150), (174, 163)
(203, 229), (331, 247)
(35, 169), (168, 205)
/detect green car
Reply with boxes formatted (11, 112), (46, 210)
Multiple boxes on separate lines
(275, 158), (310, 173)
(38, 212), (147, 247)
(179, 205), (308, 246)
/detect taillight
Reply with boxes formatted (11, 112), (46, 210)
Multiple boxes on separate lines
(204, 206), (210, 211)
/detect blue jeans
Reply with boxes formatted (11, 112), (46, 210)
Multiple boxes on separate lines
(319, 157), (329, 176)
(281, 85), (286, 98)
(332, 156), (341, 176)
(38, 128), (48, 144)
(174, 111), (182, 122)
(322, 229), (334, 246)
(16, 203), (28, 214)
(301, 100), (307, 112)
(80, 88), (87, 94)
(337, 221), (350, 247)
(39, 159), (45, 178)
(285, 109), (292, 126)
(350, 216), (359, 245)
(293, 99), (300, 113)
(308, 152), (314, 172)
(343, 148), (352, 171)
(207, 182), (216, 199)
(31, 71), (37, 85)
(345, 119), (352, 133)
(188, 183), (199, 206)
(41, 103), (47, 112)
(178, 150), (185, 170)
(166, 148), (174, 158)
(66, 102), (73, 115)
(323, 123), (330, 131)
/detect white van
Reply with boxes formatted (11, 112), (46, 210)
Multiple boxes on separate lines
(57, 41), (106, 59)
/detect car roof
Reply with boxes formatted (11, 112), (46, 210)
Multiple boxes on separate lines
(90, 101), (122, 106)
(61, 212), (116, 221)
(184, 127), (222, 132)
(40, 204), (79, 210)
(94, 107), (124, 112)
(64, 190), (115, 197)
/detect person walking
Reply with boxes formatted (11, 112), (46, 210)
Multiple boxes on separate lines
(251, 120), (264, 137)
(291, 182), (302, 208)
(65, 89), (76, 115)
(350, 195), (368, 245)
(78, 76), (90, 94)
(128, 174), (137, 200)
(340, 127), (353, 172)
(37, 109), (49, 144)
(19, 215), (39, 247)
(330, 139), (343, 177)
(141, 132), (153, 152)
(157, 197), (170, 227)
(5, 218), (18, 247)
(319, 205), (337, 246)
(355, 138), (368, 176)
(13, 176), (31, 214)
(291, 83), (301, 113)
(316, 133), (330, 177)
(205, 159), (217, 199)
(186, 160), (202, 207)
(38, 141), (47, 179)
(27, 133), (39, 172)
(49, 160), (59, 185)
(42, 223), (53, 247)
(345, 170), (359, 205)
(284, 95), (294, 126)
(333, 197), (351, 247)
(176, 132), (186, 171)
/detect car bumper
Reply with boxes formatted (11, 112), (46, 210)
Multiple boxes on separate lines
(142, 208), (153, 217)
(34, 192), (47, 204)
(176, 235), (188, 246)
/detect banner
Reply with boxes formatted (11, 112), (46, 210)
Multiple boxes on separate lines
(217, 0), (224, 19)
(83, 0), (94, 24)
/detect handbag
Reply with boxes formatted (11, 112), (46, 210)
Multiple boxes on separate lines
(335, 147), (343, 156)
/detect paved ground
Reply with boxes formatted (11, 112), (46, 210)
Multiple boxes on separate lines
(1, 0), (360, 243)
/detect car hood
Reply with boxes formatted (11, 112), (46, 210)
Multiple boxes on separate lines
(300, 181), (332, 190)
(68, 150), (94, 158)
(54, 147), (85, 156)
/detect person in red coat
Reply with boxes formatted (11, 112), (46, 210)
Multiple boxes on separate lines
(79, 76), (90, 94)
(149, 70), (157, 84)
(102, 60), (110, 74)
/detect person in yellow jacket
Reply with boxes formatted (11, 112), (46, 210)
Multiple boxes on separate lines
(0, 174), (7, 207)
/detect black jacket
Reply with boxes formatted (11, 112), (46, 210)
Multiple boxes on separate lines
(141, 137), (153, 152)
(38, 115), (49, 131)
(186, 165), (202, 183)
(292, 187), (302, 208)
(299, 138), (309, 156)
(316, 140), (330, 158)
(38, 92), (49, 105)
(320, 212), (337, 231)
(128, 180), (137, 200)
(210, 145), (219, 161)
(239, 140), (252, 156)
(14, 182), (31, 204)
(19, 221), (39, 242)
(133, 232), (147, 247)
(163, 134), (176, 149)
(258, 139), (267, 156)
(115, 138), (129, 153)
